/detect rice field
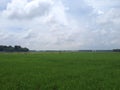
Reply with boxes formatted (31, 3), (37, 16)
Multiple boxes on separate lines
(0, 52), (120, 90)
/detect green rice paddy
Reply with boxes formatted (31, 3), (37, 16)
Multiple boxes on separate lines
(0, 52), (120, 90)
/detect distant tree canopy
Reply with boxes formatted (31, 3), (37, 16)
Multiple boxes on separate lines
(113, 49), (120, 52)
(0, 45), (29, 52)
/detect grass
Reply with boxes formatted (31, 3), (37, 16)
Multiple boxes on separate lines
(0, 52), (120, 90)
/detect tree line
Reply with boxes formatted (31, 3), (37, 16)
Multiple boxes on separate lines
(113, 49), (120, 52)
(0, 45), (29, 52)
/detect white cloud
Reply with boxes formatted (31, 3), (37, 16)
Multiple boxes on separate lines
(2, 0), (53, 19)
(0, 0), (120, 50)
(0, 0), (11, 11)
(97, 8), (120, 25)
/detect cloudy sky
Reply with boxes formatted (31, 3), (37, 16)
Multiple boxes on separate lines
(0, 0), (120, 50)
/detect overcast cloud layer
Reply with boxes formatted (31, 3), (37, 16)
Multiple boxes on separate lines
(0, 0), (120, 50)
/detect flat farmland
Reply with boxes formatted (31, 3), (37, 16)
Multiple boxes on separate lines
(0, 52), (120, 90)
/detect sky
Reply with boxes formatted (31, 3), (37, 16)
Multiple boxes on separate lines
(0, 0), (120, 50)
